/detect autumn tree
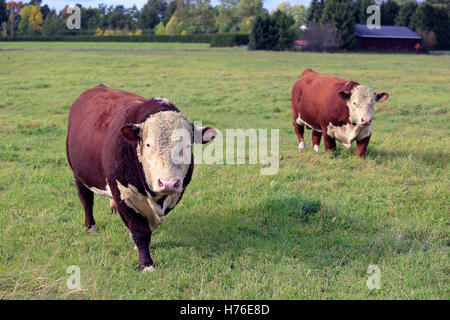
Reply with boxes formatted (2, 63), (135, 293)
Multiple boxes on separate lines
(6, 1), (24, 37)
(18, 5), (43, 35)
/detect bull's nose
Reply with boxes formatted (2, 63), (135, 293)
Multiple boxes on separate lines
(158, 178), (181, 192)
(361, 118), (372, 125)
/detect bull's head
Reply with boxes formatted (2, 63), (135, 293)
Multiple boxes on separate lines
(121, 111), (216, 195)
(338, 84), (389, 126)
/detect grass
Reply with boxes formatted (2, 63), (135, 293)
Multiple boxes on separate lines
(0, 42), (448, 299)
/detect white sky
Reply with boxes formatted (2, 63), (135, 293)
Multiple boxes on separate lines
(40, 0), (312, 12)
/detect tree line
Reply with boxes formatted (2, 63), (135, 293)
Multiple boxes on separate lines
(0, 0), (449, 50)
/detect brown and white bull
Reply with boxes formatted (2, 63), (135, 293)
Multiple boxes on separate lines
(291, 69), (389, 157)
(66, 84), (216, 272)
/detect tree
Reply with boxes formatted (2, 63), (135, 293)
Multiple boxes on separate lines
(352, 0), (375, 24)
(277, 2), (307, 38)
(249, 13), (276, 50)
(163, 0), (177, 25)
(165, 14), (180, 34)
(321, 0), (355, 49)
(307, 0), (325, 23)
(18, 4), (42, 35)
(154, 20), (165, 34)
(236, 0), (265, 33)
(6, 1), (24, 37)
(410, 2), (450, 49)
(216, 0), (239, 32)
(304, 22), (342, 51)
(41, 13), (64, 36)
(272, 9), (295, 50)
(380, 0), (400, 25)
(395, 1), (418, 26)
(139, 0), (167, 30)
(40, 4), (50, 20)
(249, 10), (294, 51)
(0, 0), (7, 25)
(190, 0), (216, 34)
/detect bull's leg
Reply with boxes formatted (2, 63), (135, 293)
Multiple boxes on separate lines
(114, 200), (153, 272)
(75, 179), (97, 233)
(356, 134), (371, 158)
(109, 198), (117, 214)
(312, 130), (322, 153)
(322, 130), (336, 152)
(293, 121), (306, 150)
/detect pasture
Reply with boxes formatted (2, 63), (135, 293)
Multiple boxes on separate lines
(0, 42), (448, 299)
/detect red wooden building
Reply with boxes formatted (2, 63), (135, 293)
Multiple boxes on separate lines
(355, 24), (421, 52)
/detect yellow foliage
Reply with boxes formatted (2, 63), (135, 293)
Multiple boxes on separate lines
(103, 29), (115, 36)
(21, 5), (43, 31)
(1, 22), (7, 38)
(181, 30), (187, 35)
(134, 29), (143, 36)
(165, 15), (179, 35)
(94, 28), (103, 36)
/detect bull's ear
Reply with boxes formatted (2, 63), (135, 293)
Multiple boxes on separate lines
(194, 126), (217, 144)
(338, 90), (351, 100)
(121, 124), (141, 141)
(376, 92), (389, 102)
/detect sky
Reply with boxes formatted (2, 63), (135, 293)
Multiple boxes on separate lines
(40, 0), (312, 12)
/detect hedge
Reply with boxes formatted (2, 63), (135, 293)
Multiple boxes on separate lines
(210, 33), (249, 47)
(0, 34), (212, 43)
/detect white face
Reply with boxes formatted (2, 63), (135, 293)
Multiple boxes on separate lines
(137, 111), (193, 195)
(347, 85), (376, 125)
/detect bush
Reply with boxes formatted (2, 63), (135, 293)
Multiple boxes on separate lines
(210, 33), (249, 47)
(0, 34), (212, 43)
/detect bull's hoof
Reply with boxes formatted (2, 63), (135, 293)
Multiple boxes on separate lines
(86, 224), (98, 233)
(298, 141), (306, 150)
(140, 265), (155, 273)
(314, 144), (320, 153)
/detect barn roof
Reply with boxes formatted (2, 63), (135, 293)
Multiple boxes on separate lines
(355, 24), (421, 39)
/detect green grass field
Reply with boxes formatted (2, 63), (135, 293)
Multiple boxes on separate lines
(0, 42), (448, 299)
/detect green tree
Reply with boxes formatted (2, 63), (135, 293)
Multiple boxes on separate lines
(272, 9), (295, 50)
(395, 1), (418, 26)
(41, 13), (64, 36)
(190, 0), (216, 34)
(321, 0), (355, 50)
(139, 0), (167, 30)
(216, 0), (240, 32)
(307, 0), (325, 22)
(249, 13), (277, 50)
(0, 0), (7, 25)
(410, 2), (450, 49)
(236, 0), (265, 33)
(154, 21), (165, 34)
(352, 0), (375, 24)
(162, 0), (177, 25)
(380, 0), (400, 25)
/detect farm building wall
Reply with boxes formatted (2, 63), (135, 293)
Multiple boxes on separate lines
(356, 37), (419, 52)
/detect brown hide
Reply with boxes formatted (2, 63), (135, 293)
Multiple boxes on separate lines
(66, 85), (197, 271)
(291, 68), (359, 131)
(67, 86), (146, 190)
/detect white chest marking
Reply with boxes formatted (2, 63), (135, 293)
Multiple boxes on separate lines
(116, 181), (181, 230)
(326, 123), (371, 148)
(86, 183), (113, 198)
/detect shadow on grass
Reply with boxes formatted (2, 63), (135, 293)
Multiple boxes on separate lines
(164, 196), (381, 269)
(331, 145), (448, 169)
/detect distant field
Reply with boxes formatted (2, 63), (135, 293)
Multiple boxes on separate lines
(0, 42), (448, 299)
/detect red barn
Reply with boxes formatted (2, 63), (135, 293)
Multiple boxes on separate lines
(355, 24), (421, 52)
